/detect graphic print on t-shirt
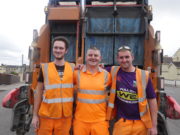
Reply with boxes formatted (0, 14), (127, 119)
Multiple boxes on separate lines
(117, 87), (138, 104)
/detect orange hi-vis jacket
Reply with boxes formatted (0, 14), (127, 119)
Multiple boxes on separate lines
(74, 66), (111, 122)
(39, 62), (74, 118)
(107, 66), (152, 128)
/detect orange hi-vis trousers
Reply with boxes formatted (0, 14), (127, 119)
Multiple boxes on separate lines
(36, 117), (72, 135)
(113, 118), (147, 135)
(73, 119), (109, 135)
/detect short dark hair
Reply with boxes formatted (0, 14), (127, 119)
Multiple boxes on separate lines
(52, 36), (69, 50)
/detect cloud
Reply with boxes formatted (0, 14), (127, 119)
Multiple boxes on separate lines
(0, 0), (48, 65)
(0, 35), (22, 65)
(150, 0), (180, 56)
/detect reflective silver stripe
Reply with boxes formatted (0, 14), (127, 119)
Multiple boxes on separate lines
(104, 70), (108, 86)
(140, 105), (149, 116)
(77, 70), (80, 89)
(44, 63), (49, 85)
(108, 103), (114, 108)
(78, 98), (106, 104)
(141, 70), (147, 97)
(43, 97), (74, 104)
(111, 66), (119, 80)
(79, 89), (105, 95)
(69, 63), (75, 72)
(139, 97), (146, 102)
(139, 70), (147, 103)
(45, 83), (73, 90)
(111, 89), (116, 94)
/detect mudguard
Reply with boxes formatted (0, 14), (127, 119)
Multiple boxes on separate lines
(166, 95), (180, 119)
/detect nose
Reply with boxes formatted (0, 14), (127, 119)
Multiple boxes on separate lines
(121, 57), (127, 62)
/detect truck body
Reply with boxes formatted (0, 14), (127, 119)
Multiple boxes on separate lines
(2, 0), (180, 135)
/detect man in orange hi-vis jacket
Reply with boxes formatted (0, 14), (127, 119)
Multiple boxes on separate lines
(107, 46), (158, 135)
(31, 36), (75, 135)
(73, 47), (111, 135)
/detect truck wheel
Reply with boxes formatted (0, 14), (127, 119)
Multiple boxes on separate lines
(157, 112), (169, 135)
(16, 129), (25, 135)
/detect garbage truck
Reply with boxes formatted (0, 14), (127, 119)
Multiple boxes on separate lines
(2, 0), (180, 135)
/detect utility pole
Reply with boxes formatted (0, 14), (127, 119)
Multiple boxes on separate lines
(22, 54), (24, 66)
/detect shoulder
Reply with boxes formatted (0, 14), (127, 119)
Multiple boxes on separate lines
(110, 66), (120, 72)
(66, 62), (75, 70)
(136, 68), (149, 75)
(101, 68), (109, 74)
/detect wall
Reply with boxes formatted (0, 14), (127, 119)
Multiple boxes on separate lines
(165, 79), (180, 87)
(0, 73), (20, 85)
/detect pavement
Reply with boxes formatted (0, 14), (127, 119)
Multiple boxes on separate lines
(0, 82), (25, 91)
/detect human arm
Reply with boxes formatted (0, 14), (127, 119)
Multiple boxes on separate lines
(146, 78), (158, 135)
(73, 70), (78, 115)
(31, 82), (44, 129)
(147, 98), (158, 135)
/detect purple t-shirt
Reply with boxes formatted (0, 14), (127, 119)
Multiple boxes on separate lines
(115, 68), (156, 120)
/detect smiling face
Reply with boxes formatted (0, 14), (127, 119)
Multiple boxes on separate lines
(86, 49), (101, 67)
(53, 40), (67, 60)
(117, 50), (134, 72)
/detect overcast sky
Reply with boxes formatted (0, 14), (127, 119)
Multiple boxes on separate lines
(0, 0), (180, 65)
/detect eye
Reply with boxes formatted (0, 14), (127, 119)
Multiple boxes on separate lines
(59, 47), (64, 50)
(94, 54), (98, 57)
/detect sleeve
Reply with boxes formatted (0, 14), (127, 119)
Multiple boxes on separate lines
(146, 78), (156, 99)
(105, 66), (112, 73)
(37, 67), (44, 82)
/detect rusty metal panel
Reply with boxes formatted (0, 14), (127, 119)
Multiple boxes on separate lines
(48, 7), (80, 20)
(38, 24), (50, 63)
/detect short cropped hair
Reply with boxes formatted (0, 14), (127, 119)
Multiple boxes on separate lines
(117, 45), (133, 56)
(87, 46), (101, 56)
(52, 36), (69, 50)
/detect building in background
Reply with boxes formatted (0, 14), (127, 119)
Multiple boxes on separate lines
(0, 64), (29, 74)
(162, 48), (180, 80)
(0, 64), (29, 83)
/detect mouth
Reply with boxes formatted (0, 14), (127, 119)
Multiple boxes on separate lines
(90, 60), (96, 62)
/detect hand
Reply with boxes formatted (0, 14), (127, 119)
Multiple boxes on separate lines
(99, 63), (104, 68)
(32, 115), (40, 129)
(74, 64), (84, 70)
(147, 127), (157, 135)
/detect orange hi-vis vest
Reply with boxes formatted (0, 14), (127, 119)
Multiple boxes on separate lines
(107, 66), (152, 128)
(39, 62), (74, 118)
(74, 66), (111, 122)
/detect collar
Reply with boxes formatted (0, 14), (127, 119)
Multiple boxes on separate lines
(82, 65), (103, 73)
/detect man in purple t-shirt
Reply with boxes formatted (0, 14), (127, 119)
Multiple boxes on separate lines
(109, 46), (158, 135)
